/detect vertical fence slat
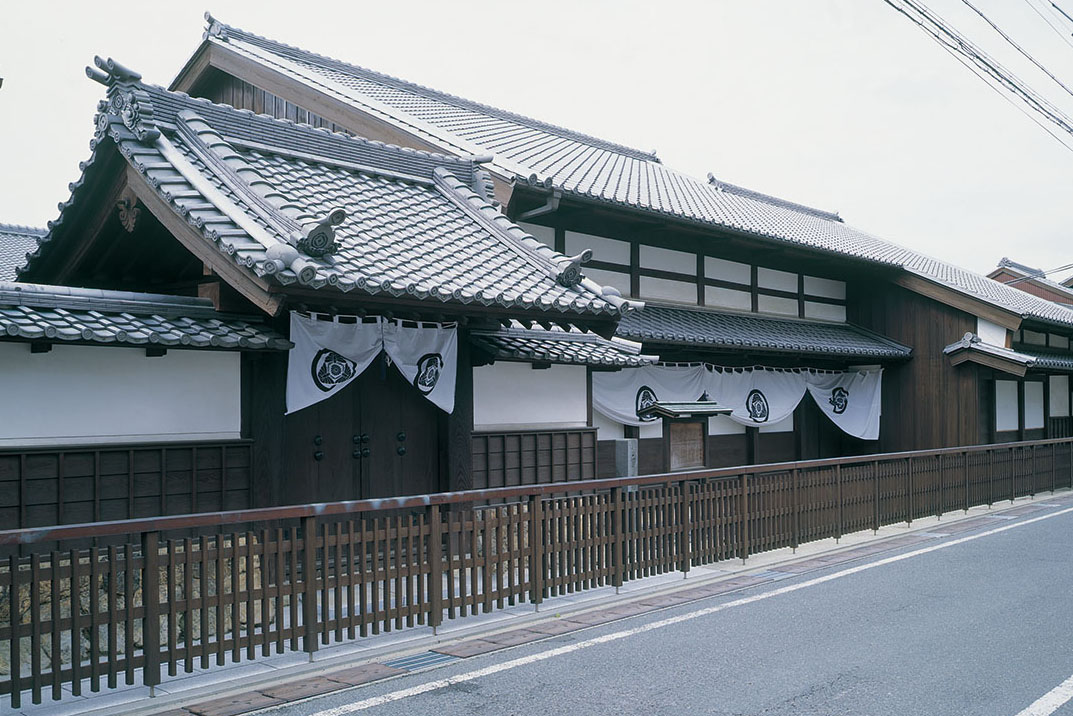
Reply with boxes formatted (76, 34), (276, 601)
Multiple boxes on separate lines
(142, 531), (161, 693)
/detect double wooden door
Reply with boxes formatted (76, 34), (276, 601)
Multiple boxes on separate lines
(283, 357), (441, 504)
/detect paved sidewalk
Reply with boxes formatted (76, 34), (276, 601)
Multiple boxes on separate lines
(9, 490), (1071, 716)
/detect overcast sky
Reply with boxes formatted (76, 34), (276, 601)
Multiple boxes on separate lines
(2, 0), (1072, 278)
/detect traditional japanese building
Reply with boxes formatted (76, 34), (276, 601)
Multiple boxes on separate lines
(9, 58), (654, 528)
(155, 15), (1073, 475)
(987, 257), (1073, 307)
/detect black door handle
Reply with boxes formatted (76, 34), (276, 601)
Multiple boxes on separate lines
(313, 450), (324, 461)
(396, 431), (406, 442)
(397, 446), (406, 456)
(313, 435), (323, 446)
(362, 447), (371, 458)
(352, 449), (361, 459)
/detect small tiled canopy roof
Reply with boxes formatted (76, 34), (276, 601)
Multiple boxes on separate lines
(471, 322), (657, 367)
(617, 304), (912, 361)
(193, 15), (1073, 329)
(944, 333), (1073, 373)
(23, 63), (634, 323)
(0, 224), (45, 281)
(0, 282), (291, 350)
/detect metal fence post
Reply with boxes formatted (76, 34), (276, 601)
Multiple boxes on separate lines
(679, 481), (692, 578)
(141, 531), (161, 696)
(301, 515), (319, 659)
(429, 504), (443, 634)
(529, 494), (545, 608)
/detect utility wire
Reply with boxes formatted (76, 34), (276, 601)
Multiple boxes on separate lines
(961, 0), (1073, 100)
(1001, 261), (1073, 285)
(1052, 1), (1073, 27)
(1024, 0), (1073, 51)
(884, 0), (1073, 150)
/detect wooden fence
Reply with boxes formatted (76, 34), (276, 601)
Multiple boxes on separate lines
(1, 438), (1071, 707)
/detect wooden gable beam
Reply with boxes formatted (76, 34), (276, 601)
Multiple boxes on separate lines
(125, 164), (283, 316)
(893, 273), (1022, 331)
(946, 348), (1029, 378)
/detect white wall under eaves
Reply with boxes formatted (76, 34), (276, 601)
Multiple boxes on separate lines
(0, 343), (241, 447)
(473, 361), (588, 431)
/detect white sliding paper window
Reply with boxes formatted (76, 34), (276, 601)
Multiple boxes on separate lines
(1050, 376), (1070, 418)
(995, 380), (1019, 432)
(1024, 381), (1045, 430)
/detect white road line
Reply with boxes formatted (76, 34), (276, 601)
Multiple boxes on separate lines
(306, 504), (1073, 716)
(1014, 674), (1073, 716)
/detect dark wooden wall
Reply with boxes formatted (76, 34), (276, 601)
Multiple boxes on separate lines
(0, 440), (253, 529)
(199, 73), (350, 134)
(472, 429), (596, 488)
(849, 282), (981, 452)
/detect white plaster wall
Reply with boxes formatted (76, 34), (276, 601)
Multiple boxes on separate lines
(705, 257), (751, 284)
(759, 414), (794, 433)
(473, 362), (588, 430)
(585, 268), (632, 297)
(803, 275), (846, 300)
(1025, 382), (1045, 430)
(0, 343), (241, 447)
(705, 286), (751, 311)
(592, 409), (624, 440)
(1050, 375), (1070, 417)
(564, 231), (631, 264)
(976, 318), (1007, 346)
(639, 276), (697, 304)
(1023, 330), (1047, 346)
(640, 245), (695, 274)
(804, 301), (847, 322)
(996, 380), (1019, 432)
(757, 295), (798, 317)
(709, 414), (746, 435)
(638, 421), (663, 439)
(757, 267), (798, 292)
(518, 221), (555, 249)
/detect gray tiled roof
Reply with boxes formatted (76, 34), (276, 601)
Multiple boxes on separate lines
(471, 322), (657, 367)
(0, 224), (45, 281)
(23, 70), (632, 321)
(0, 282), (290, 349)
(617, 304), (912, 361)
(196, 17), (1073, 329)
(942, 334), (1073, 372)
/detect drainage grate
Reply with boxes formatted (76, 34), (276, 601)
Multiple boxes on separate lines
(382, 651), (461, 671)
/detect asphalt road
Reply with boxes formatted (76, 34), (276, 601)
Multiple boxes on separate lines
(269, 503), (1073, 716)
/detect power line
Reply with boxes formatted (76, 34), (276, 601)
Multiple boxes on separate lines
(1002, 261), (1073, 285)
(961, 0), (1073, 101)
(1052, 2), (1073, 28)
(884, 0), (1073, 150)
(1024, 0), (1073, 51)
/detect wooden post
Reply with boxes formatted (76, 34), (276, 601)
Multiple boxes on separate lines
(1051, 443), (1057, 494)
(679, 481), (692, 577)
(836, 464), (843, 543)
(937, 454), (944, 521)
(988, 449), (994, 508)
(429, 504), (443, 634)
(740, 473), (750, 564)
(873, 460), (880, 534)
(142, 531), (161, 695)
(907, 457), (914, 526)
(612, 487), (624, 593)
(301, 515), (318, 658)
(529, 494), (545, 608)
(963, 451), (970, 514)
(792, 467), (800, 551)
(9, 554), (21, 709)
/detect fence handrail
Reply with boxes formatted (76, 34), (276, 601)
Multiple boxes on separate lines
(2, 436), (1069, 546)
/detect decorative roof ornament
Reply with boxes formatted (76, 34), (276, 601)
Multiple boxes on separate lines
(293, 208), (346, 258)
(554, 248), (592, 288)
(85, 57), (159, 143)
(204, 12), (229, 41)
(116, 194), (141, 233)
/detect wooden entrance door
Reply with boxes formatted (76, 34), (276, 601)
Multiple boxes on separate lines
(282, 356), (442, 504)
